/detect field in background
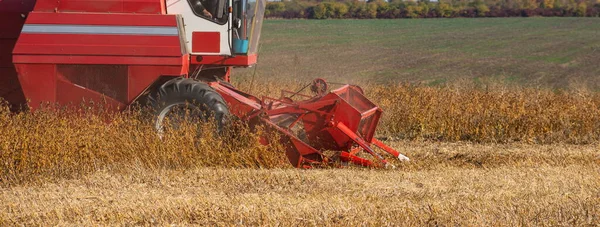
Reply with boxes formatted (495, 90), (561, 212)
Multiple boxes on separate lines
(235, 18), (600, 90)
(2, 18), (600, 225)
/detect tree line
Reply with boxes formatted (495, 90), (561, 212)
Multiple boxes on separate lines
(265, 0), (600, 19)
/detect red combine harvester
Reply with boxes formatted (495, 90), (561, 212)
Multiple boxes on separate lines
(0, 0), (408, 168)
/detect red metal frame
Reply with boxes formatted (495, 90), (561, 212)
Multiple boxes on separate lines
(192, 54), (258, 66)
(210, 79), (409, 168)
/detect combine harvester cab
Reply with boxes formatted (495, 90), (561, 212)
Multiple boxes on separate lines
(0, 0), (408, 168)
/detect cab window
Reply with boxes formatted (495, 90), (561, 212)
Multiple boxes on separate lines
(188, 0), (228, 24)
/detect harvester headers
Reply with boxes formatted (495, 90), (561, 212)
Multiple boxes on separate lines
(210, 79), (409, 168)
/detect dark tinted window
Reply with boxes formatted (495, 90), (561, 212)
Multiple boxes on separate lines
(188, 0), (228, 24)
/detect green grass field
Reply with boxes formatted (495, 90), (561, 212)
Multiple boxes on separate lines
(237, 18), (600, 89)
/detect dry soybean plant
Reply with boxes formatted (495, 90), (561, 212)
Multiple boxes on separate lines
(369, 82), (600, 143)
(3, 80), (600, 184)
(0, 102), (287, 185)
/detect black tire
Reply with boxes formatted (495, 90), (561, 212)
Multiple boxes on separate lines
(148, 78), (229, 133)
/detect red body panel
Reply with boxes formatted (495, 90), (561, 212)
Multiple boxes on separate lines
(14, 64), (57, 109)
(0, 0), (36, 13)
(10, 11), (186, 109)
(33, 0), (163, 14)
(192, 54), (258, 66)
(26, 12), (177, 26)
(192, 32), (221, 53)
(14, 55), (186, 65)
(15, 34), (182, 57)
(0, 10), (30, 108)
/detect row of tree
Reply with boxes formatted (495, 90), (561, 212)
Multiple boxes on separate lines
(265, 0), (600, 19)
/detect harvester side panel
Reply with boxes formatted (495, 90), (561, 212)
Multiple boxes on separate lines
(0, 1), (33, 108)
(11, 12), (189, 109)
(32, 0), (163, 14)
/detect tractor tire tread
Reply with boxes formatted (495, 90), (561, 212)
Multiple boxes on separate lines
(149, 78), (229, 131)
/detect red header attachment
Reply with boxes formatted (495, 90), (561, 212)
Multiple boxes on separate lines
(210, 78), (409, 168)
